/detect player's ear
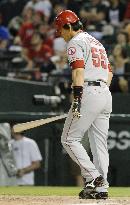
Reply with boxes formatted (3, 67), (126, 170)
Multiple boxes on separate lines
(67, 23), (72, 33)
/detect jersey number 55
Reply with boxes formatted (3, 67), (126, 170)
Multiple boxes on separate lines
(91, 47), (107, 69)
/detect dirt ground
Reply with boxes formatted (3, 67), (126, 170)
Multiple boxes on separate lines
(0, 196), (130, 205)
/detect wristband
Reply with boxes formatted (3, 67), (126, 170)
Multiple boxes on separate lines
(73, 86), (83, 100)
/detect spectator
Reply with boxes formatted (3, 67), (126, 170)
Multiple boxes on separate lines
(79, 0), (108, 29)
(25, 0), (52, 22)
(11, 132), (42, 186)
(0, 0), (129, 90)
(8, 16), (23, 38)
(19, 10), (44, 48)
(110, 44), (129, 93)
(7, 6), (33, 38)
(49, 2), (66, 24)
(0, 12), (11, 48)
(0, 26), (10, 50)
(22, 6), (34, 23)
(101, 24), (115, 52)
(125, 23), (130, 41)
(124, 23), (130, 56)
(116, 31), (129, 47)
(0, 123), (17, 186)
(23, 31), (53, 71)
(38, 22), (54, 48)
(106, 0), (126, 27)
(124, 0), (130, 22)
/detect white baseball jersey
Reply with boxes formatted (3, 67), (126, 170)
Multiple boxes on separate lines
(12, 137), (42, 185)
(67, 32), (112, 82)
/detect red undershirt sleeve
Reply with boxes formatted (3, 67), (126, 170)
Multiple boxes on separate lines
(70, 60), (84, 69)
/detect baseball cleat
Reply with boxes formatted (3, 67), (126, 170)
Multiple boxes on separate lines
(79, 175), (105, 199)
(95, 191), (108, 199)
(79, 191), (108, 199)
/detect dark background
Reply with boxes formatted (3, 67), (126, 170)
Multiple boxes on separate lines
(0, 77), (130, 186)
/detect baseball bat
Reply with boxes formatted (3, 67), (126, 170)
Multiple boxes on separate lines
(13, 114), (67, 133)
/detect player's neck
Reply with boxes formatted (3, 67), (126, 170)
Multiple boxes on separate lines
(71, 30), (83, 39)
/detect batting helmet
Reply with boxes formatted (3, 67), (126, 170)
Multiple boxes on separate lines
(55, 10), (79, 36)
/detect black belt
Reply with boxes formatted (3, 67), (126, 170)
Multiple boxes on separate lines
(87, 81), (101, 86)
(86, 80), (107, 86)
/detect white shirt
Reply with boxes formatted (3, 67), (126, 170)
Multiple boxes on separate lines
(53, 37), (66, 53)
(12, 137), (42, 185)
(109, 9), (119, 26)
(67, 32), (111, 82)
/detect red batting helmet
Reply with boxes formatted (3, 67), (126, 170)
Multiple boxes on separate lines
(55, 10), (79, 36)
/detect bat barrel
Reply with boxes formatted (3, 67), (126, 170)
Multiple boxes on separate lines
(13, 114), (68, 133)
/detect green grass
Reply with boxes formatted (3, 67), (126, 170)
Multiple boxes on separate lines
(0, 187), (130, 197)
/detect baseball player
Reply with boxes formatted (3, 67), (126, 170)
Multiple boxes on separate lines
(54, 10), (113, 199)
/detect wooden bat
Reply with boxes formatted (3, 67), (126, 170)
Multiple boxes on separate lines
(13, 114), (67, 133)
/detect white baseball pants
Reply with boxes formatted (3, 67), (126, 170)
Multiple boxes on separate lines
(61, 83), (112, 184)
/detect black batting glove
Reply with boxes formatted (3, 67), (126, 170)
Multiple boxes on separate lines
(72, 86), (83, 118)
(72, 98), (82, 118)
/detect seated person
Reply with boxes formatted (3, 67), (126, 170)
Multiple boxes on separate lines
(23, 31), (53, 71)
(106, 0), (126, 27)
(109, 44), (129, 93)
(79, 0), (108, 29)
